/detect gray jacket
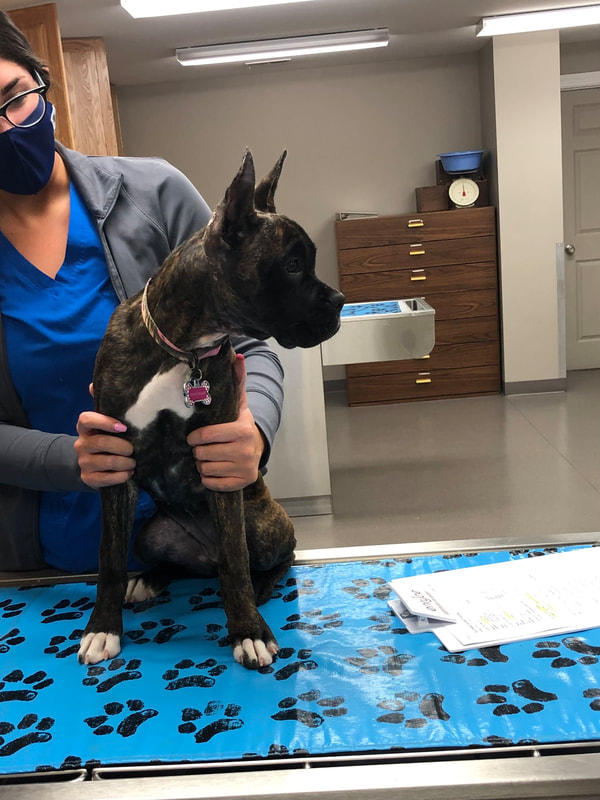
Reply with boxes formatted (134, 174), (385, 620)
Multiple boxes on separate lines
(0, 143), (284, 571)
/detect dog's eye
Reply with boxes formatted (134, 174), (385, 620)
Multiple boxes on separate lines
(285, 258), (302, 274)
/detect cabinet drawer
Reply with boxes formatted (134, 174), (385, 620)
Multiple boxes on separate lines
(434, 316), (499, 346)
(426, 289), (498, 321)
(346, 365), (501, 405)
(340, 260), (497, 300)
(347, 339), (500, 377)
(336, 206), (496, 249)
(338, 236), (496, 275)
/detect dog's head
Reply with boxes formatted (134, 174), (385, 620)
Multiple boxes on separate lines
(204, 150), (344, 349)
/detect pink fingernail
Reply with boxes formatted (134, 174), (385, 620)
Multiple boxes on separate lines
(236, 354), (244, 362)
(114, 422), (127, 432)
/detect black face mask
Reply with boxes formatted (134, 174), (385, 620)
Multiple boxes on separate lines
(0, 101), (55, 195)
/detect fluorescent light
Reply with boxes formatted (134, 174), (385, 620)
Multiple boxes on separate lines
(476, 4), (600, 36)
(122, 0), (315, 17)
(176, 28), (389, 66)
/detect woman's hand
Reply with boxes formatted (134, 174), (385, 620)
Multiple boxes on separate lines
(74, 411), (135, 489)
(187, 355), (265, 492)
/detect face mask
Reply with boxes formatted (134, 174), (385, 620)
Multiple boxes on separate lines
(0, 100), (56, 195)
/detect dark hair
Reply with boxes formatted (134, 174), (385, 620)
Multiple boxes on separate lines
(0, 11), (51, 90)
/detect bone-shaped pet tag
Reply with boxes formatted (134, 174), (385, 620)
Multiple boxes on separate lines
(183, 375), (212, 407)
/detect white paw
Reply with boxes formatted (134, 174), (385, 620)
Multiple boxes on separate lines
(124, 576), (158, 603)
(233, 638), (279, 668)
(78, 632), (121, 665)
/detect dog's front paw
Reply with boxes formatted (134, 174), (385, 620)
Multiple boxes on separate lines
(232, 637), (279, 670)
(78, 632), (121, 665)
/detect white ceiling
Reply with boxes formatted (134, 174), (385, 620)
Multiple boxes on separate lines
(1, 0), (600, 86)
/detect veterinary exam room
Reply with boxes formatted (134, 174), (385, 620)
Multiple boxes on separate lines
(1, 0), (600, 796)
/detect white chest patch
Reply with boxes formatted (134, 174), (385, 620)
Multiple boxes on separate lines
(125, 363), (195, 431)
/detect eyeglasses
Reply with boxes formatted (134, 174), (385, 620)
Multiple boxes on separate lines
(0, 72), (48, 130)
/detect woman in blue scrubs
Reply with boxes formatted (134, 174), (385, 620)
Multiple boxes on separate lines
(0, 12), (284, 574)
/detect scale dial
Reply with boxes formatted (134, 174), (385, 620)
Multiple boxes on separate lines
(448, 177), (479, 208)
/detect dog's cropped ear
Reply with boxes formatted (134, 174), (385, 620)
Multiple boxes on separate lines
(205, 150), (258, 254)
(254, 150), (287, 214)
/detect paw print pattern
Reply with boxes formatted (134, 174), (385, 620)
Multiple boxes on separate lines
(83, 658), (142, 693)
(583, 688), (600, 711)
(532, 637), (600, 669)
(344, 646), (414, 676)
(281, 609), (343, 636)
(124, 618), (186, 645)
(203, 623), (230, 648)
(40, 596), (95, 624)
(0, 714), (54, 756)
(509, 547), (558, 559)
(162, 658), (227, 690)
(441, 645), (509, 667)
(341, 577), (391, 602)
(261, 648), (318, 680)
(44, 630), (83, 659)
(84, 699), (158, 737)
(128, 590), (173, 615)
(188, 586), (221, 612)
(178, 701), (243, 742)
(0, 598), (26, 619)
(0, 628), (25, 654)
(477, 679), (557, 715)
(366, 611), (408, 636)
(377, 691), (450, 728)
(273, 577), (319, 603)
(271, 689), (347, 728)
(0, 670), (53, 703)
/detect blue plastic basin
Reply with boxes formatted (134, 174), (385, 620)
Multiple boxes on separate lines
(438, 149), (484, 174)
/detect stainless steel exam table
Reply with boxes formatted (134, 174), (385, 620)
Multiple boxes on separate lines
(2, 531), (600, 800)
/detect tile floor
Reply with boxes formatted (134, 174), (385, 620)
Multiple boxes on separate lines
(292, 370), (600, 552)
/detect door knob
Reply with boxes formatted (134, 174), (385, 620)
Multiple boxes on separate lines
(565, 243), (576, 256)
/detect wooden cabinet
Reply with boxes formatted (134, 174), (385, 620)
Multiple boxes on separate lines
(9, 4), (121, 156)
(335, 206), (501, 406)
(8, 3), (74, 149)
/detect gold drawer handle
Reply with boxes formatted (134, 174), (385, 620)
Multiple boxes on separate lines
(407, 218), (424, 228)
(416, 377), (432, 384)
(409, 244), (425, 256)
(410, 273), (427, 281)
(418, 354), (430, 360)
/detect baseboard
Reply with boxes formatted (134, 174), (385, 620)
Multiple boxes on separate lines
(504, 377), (567, 395)
(278, 495), (332, 517)
(324, 379), (347, 394)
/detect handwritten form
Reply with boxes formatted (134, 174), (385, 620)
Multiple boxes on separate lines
(388, 547), (600, 652)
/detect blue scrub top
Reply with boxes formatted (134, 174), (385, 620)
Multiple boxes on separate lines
(0, 181), (155, 571)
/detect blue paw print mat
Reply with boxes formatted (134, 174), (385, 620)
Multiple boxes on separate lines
(1, 546), (599, 776)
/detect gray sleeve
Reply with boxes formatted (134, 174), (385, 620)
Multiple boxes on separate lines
(0, 424), (90, 492)
(231, 336), (284, 469)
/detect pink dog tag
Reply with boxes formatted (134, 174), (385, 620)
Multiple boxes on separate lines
(183, 378), (212, 408)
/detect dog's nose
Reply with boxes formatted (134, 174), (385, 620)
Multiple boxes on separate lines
(329, 290), (345, 312)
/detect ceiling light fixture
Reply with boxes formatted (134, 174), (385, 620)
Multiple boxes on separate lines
(176, 28), (389, 66)
(121, 0), (316, 17)
(476, 4), (600, 36)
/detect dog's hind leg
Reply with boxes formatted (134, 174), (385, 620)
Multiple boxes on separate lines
(126, 508), (219, 601)
(207, 488), (278, 670)
(78, 480), (138, 665)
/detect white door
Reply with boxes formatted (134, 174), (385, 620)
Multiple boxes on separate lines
(562, 87), (600, 369)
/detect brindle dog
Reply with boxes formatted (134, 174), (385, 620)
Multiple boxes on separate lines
(78, 151), (344, 670)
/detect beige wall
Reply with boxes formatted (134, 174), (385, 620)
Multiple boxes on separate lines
(117, 55), (482, 382)
(561, 41), (600, 74)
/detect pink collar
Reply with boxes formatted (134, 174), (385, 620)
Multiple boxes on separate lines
(140, 277), (224, 367)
